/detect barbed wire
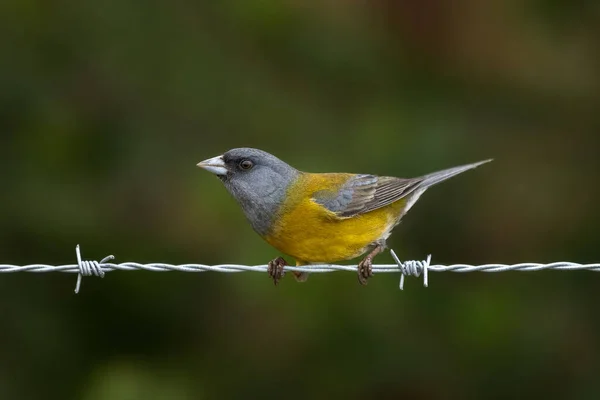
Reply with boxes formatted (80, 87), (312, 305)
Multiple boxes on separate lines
(1, 245), (598, 293)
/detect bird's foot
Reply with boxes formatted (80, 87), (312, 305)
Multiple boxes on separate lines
(267, 256), (287, 285)
(357, 257), (373, 285)
(292, 271), (309, 282)
(357, 244), (384, 285)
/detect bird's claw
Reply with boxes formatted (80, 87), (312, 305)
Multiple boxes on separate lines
(267, 256), (287, 285)
(357, 257), (373, 285)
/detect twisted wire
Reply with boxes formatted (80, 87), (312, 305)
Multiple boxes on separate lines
(0, 245), (598, 293)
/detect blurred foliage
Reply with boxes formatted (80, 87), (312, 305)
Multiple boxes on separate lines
(1, 0), (600, 399)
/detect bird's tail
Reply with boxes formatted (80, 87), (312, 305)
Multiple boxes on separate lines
(396, 159), (491, 216)
(418, 159), (492, 189)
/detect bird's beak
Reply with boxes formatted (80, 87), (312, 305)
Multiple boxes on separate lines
(197, 155), (228, 176)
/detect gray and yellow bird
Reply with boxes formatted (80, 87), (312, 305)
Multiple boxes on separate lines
(198, 148), (491, 285)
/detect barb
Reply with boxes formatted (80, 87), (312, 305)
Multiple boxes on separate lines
(391, 250), (430, 290)
(0, 245), (598, 293)
(74, 245), (114, 294)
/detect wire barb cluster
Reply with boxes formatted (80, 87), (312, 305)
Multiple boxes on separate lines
(390, 250), (430, 290)
(0, 245), (598, 293)
(74, 245), (114, 294)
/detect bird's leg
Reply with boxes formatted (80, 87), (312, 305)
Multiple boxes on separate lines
(292, 271), (309, 282)
(357, 244), (384, 285)
(291, 260), (310, 282)
(267, 256), (287, 285)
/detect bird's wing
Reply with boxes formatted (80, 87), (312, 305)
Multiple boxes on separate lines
(312, 174), (422, 218)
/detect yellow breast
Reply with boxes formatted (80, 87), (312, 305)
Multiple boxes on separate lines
(263, 173), (406, 264)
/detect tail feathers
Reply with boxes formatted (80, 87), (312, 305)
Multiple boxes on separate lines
(398, 159), (492, 216)
(418, 159), (492, 189)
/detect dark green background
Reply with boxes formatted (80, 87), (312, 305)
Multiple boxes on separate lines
(1, 1), (599, 399)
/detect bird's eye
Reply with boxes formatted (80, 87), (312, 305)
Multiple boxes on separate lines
(239, 159), (254, 170)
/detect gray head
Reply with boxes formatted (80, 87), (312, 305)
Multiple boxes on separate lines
(197, 148), (299, 236)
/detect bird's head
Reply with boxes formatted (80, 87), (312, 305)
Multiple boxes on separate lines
(197, 148), (299, 235)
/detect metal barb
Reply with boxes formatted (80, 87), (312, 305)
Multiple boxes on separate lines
(74, 245), (115, 294)
(391, 250), (431, 290)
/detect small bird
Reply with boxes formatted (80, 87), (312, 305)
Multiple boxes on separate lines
(198, 148), (491, 285)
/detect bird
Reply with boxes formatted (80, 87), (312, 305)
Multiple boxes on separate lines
(197, 148), (491, 285)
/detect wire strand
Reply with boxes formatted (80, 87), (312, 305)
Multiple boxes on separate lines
(1, 245), (598, 293)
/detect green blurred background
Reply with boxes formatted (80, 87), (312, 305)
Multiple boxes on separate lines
(1, 1), (600, 399)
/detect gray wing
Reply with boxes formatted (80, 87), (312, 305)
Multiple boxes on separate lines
(312, 159), (492, 218)
(313, 174), (423, 218)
